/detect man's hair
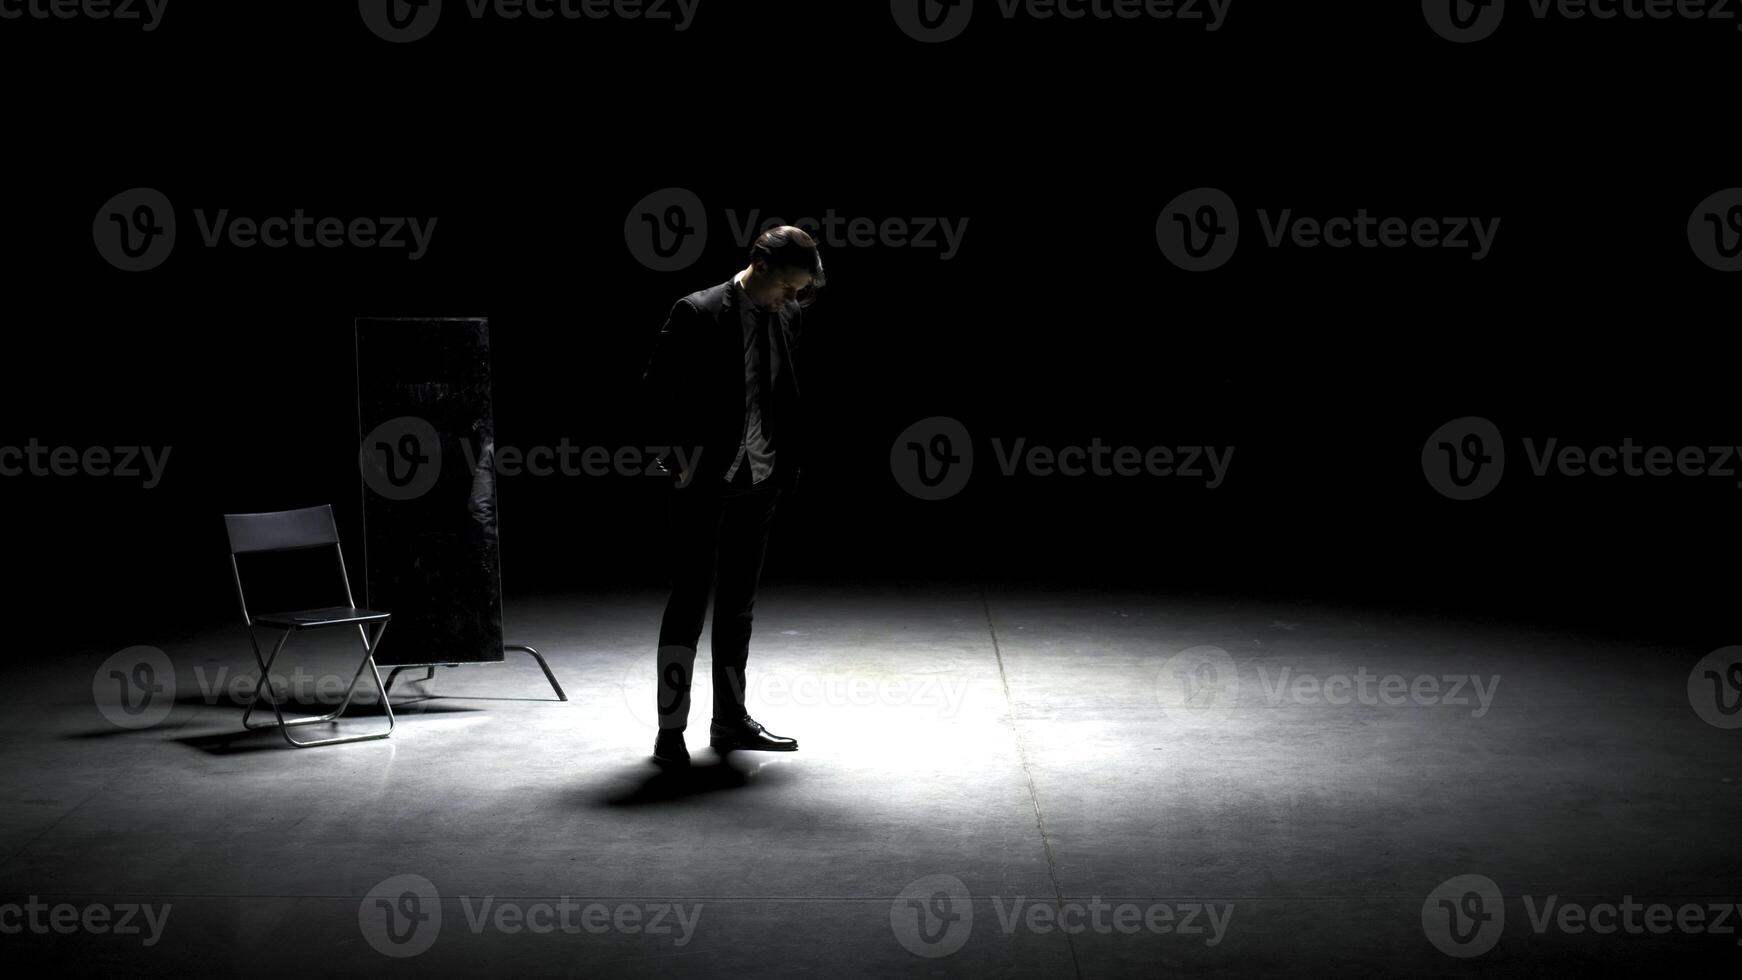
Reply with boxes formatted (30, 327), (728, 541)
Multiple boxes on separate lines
(749, 225), (826, 306)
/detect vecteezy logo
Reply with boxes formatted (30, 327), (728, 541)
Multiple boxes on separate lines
(890, 874), (973, 958)
(656, 644), (695, 731)
(891, 0), (973, 42)
(1688, 645), (1742, 730)
(359, 874), (442, 958)
(1157, 188), (1240, 272)
(93, 188), (176, 272)
(1423, 0), (1505, 43)
(1154, 645), (1240, 729)
(1688, 189), (1742, 272)
(360, 416), (443, 501)
(626, 188), (708, 272)
(891, 416), (974, 501)
(360, 0), (443, 42)
(1422, 874), (1505, 958)
(1422, 416), (1505, 500)
(618, 645), (693, 731)
(93, 645), (175, 729)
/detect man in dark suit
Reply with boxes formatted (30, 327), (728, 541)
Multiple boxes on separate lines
(640, 226), (823, 767)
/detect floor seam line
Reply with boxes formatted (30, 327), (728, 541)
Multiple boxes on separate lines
(980, 582), (1084, 980)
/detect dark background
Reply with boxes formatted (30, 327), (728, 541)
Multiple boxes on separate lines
(2, 1), (1733, 649)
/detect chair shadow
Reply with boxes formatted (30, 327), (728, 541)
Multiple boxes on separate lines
(165, 690), (490, 752)
(169, 724), (396, 754)
(166, 692), (483, 718)
(61, 692), (484, 748)
(596, 754), (792, 808)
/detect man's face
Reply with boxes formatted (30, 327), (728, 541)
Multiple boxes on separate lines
(748, 260), (813, 309)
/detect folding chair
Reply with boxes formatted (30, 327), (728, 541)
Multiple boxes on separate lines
(222, 505), (394, 747)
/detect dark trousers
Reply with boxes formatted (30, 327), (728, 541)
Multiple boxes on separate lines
(655, 461), (784, 731)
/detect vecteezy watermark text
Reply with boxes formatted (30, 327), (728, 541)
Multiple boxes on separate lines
(989, 437), (1233, 488)
(1157, 188), (1501, 271)
(358, 416), (706, 501)
(630, 650), (973, 731)
(358, 874), (700, 958)
(191, 209), (436, 259)
(1, 440), (171, 488)
(891, 0), (1232, 43)
(891, 417), (1234, 501)
(1154, 646), (1502, 729)
(1423, 416), (1742, 500)
(0, 0), (168, 30)
(1254, 666), (1500, 717)
(889, 874), (1233, 958)
(93, 188), (437, 272)
(724, 209), (970, 261)
(624, 189), (970, 271)
(360, 0), (702, 42)
(1424, 0), (1742, 44)
(456, 440), (699, 483)
(1424, 874), (1742, 959)
(0, 897), (171, 946)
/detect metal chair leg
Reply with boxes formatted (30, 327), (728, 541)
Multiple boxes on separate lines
(243, 631), (367, 730)
(240, 620), (395, 747)
(275, 620), (394, 747)
(241, 626), (294, 731)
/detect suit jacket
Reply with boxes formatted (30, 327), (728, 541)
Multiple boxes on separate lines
(641, 278), (806, 490)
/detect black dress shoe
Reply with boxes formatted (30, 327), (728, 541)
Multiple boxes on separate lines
(653, 730), (690, 767)
(709, 715), (798, 753)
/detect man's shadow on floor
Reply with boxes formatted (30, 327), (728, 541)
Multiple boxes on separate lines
(599, 753), (792, 807)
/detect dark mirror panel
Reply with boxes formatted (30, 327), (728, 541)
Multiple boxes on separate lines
(356, 317), (504, 667)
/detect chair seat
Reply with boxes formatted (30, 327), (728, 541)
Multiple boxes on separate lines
(254, 606), (391, 630)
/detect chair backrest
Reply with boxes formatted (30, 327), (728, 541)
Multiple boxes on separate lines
(224, 505), (341, 555)
(223, 505), (356, 625)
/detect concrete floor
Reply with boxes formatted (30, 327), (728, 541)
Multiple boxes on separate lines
(4, 584), (1738, 976)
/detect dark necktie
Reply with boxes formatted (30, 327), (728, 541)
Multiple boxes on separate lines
(755, 308), (774, 419)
